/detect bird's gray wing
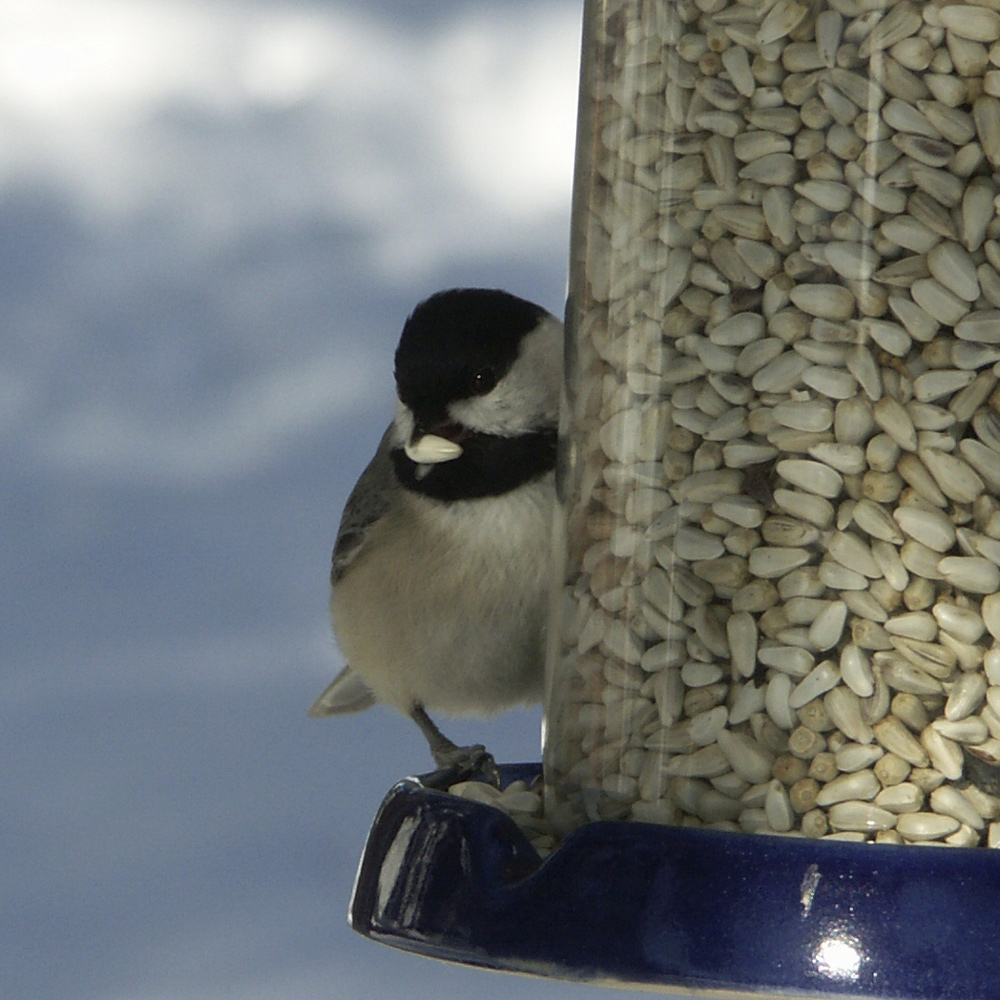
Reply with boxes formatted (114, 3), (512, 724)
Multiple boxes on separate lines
(309, 425), (396, 718)
(307, 663), (377, 716)
(330, 424), (396, 584)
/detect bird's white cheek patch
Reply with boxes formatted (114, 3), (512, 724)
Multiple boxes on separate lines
(405, 434), (464, 464)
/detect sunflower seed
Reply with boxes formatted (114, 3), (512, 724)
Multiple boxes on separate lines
(933, 602), (986, 644)
(802, 366), (860, 399)
(805, 600), (847, 652)
(881, 216), (941, 254)
(875, 783), (924, 814)
(927, 241), (981, 302)
(878, 655), (944, 697)
(757, 0), (809, 46)
(882, 97), (941, 138)
(955, 309), (1000, 344)
(913, 369), (976, 403)
(884, 611), (937, 641)
(887, 293), (939, 342)
(933, 717), (989, 744)
(825, 686), (875, 745)
(892, 636), (958, 680)
(825, 241), (880, 280)
(765, 672), (797, 731)
(773, 488), (835, 528)
(960, 177), (994, 252)
(910, 278), (970, 326)
(720, 44), (755, 99)
(790, 660), (841, 709)
(830, 800), (898, 832)
(863, 317), (913, 358)
(874, 716), (931, 767)
(893, 133), (955, 168)
(825, 531), (882, 578)
(897, 453), (948, 507)
(938, 556), (1000, 595)
(975, 95), (1000, 168)
(852, 498), (905, 543)
(776, 458), (843, 498)
(930, 784), (986, 829)
(816, 768), (881, 807)
(897, 811), (961, 841)
(945, 672), (988, 722)
(873, 396), (918, 451)
(815, 8), (842, 66)
(939, 5), (1000, 44)
(921, 726), (964, 780)
(844, 344), (882, 400)
(919, 448), (985, 504)
(959, 440), (1000, 492)
(840, 643), (875, 698)
(773, 399), (835, 432)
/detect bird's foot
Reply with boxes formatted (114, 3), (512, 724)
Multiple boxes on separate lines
(431, 742), (500, 788)
(410, 704), (501, 788)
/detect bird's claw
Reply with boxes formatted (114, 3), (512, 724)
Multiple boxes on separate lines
(431, 743), (500, 788)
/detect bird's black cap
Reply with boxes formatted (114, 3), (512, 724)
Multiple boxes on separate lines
(394, 288), (547, 423)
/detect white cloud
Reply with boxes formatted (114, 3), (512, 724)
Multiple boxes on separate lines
(427, 10), (581, 215)
(0, 0), (581, 262)
(38, 346), (383, 484)
(1, 0), (580, 484)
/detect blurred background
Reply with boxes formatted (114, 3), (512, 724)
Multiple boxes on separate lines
(3, 1), (656, 997)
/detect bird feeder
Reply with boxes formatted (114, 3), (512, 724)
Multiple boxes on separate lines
(350, 0), (1000, 994)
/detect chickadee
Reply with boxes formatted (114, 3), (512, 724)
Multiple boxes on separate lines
(308, 288), (563, 778)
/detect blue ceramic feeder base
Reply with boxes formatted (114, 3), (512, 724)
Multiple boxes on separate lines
(349, 764), (1000, 998)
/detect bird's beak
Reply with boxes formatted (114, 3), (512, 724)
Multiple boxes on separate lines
(404, 432), (463, 464)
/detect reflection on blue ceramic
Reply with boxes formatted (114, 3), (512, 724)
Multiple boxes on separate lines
(349, 764), (1000, 997)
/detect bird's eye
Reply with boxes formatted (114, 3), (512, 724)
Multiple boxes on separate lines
(470, 367), (497, 395)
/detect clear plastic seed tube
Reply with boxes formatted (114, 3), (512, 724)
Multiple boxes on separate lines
(543, 0), (1000, 847)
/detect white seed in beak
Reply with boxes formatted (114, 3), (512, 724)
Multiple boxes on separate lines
(404, 433), (463, 464)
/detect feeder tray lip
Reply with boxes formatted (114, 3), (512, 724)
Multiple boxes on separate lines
(349, 762), (1000, 997)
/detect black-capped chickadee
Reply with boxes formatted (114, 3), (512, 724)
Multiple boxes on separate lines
(308, 288), (563, 777)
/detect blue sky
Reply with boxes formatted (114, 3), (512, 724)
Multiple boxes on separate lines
(3, 1), (663, 997)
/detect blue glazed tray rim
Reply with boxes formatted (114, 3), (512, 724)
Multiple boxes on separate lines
(349, 762), (1000, 999)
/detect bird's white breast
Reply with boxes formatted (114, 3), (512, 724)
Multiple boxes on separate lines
(329, 474), (555, 716)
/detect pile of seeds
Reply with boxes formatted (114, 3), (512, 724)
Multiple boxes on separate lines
(448, 776), (561, 857)
(544, 0), (1000, 847)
